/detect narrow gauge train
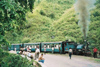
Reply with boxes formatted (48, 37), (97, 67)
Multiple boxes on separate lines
(8, 40), (91, 55)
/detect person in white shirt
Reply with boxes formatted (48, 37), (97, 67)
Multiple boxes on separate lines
(28, 51), (33, 59)
(35, 46), (40, 60)
(35, 48), (40, 53)
(44, 45), (46, 54)
(52, 47), (54, 54)
(29, 46), (31, 49)
(15, 48), (16, 51)
(28, 51), (31, 57)
(29, 46), (31, 52)
(69, 47), (73, 59)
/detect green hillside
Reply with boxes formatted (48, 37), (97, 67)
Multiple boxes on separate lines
(6, 0), (100, 46)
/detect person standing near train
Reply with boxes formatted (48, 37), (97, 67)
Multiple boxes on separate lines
(93, 47), (98, 58)
(27, 46), (29, 52)
(59, 44), (61, 54)
(52, 47), (54, 54)
(35, 46), (40, 60)
(69, 48), (73, 59)
(15, 48), (16, 51)
(44, 45), (46, 54)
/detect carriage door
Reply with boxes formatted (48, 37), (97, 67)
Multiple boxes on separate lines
(40, 43), (42, 52)
(13, 45), (16, 50)
(62, 42), (65, 54)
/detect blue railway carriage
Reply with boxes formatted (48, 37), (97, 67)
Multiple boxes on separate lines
(8, 44), (22, 51)
(24, 43), (41, 52)
(62, 40), (77, 54)
(41, 42), (62, 53)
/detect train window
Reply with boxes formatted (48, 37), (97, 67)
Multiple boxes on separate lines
(54, 45), (56, 48)
(26, 45), (28, 48)
(33, 45), (35, 48)
(51, 44), (54, 47)
(13, 45), (15, 48)
(44, 45), (46, 48)
(37, 45), (39, 48)
(50, 44), (52, 48)
(42, 45), (44, 48)
(59, 45), (61, 47)
(25, 46), (26, 48)
(32, 46), (34, 48)
(57, 45), (59, 48)
(47, 45), (50, 48)
(29, 46), (31, 49)
(54, 45), (55, 48)
(55, 45), (58, 49)
(35, 46), (36, 48)
(34, 45), (35, 48)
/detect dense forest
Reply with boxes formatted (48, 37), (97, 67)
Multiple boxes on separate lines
(1, 0), (100, 47)
(5, 0), (100, 48)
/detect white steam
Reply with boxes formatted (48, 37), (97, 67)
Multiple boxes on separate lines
(74, 0), (96, 39)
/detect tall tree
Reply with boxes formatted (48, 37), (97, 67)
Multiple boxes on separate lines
(0, 0), (35, 48)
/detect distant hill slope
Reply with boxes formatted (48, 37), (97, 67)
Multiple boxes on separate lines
(6, 0), (100, 45)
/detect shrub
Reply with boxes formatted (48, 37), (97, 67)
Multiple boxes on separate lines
(40, 10), (46, 16)
(0, 52), (33, 67)
(25, 23), (32, 29)
(93, 11), (100, 17)
(12, 32), (18, 37)
(48, 13), (55, 18)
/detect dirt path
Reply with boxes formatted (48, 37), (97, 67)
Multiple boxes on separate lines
(43, 54), (100, 67)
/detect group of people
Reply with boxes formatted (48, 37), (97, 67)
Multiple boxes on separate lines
(29, 46), (45, 63)
(16, 46), (45, 63)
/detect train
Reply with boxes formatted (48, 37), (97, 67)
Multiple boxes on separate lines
(8, 40), (91, 55)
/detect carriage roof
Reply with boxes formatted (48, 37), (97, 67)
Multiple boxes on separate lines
(42, 42), (62, 44)
(24, 43), (40, 45)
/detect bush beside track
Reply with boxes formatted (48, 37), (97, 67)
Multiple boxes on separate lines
(0, 49), (34, 67)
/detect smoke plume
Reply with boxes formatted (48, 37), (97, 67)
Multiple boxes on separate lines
(74, 0), (96, 40)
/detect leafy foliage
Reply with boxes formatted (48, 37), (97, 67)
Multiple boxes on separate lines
(22, 37), (30, 43)
(0, 0), (35, 67)
(40, 10), (46, 16)
(15, 0), (35, 12)
(0, 0), (35, 46)
(5, 0), (100, 49)
(0, 50), (33, 67)
(0, 0), (25, 47)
